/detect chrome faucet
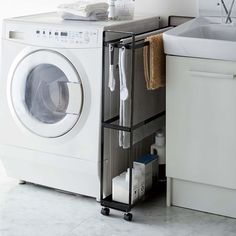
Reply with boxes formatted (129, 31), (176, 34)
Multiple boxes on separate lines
(221, 0), (232, 23)
(226, 0), (235, 23)
(221, 0), (235, 23)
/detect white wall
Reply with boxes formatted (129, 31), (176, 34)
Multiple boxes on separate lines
(135, 0), (198, 24)
(0, 0), (69, 19)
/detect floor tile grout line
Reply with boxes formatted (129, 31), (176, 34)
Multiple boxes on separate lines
(62, 215), (95, 236)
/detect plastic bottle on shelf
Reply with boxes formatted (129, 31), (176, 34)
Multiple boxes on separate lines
(126, 168), (145, 200)
(112, 169), (140, 204)
(108, 0), (116, 20)
(151, 129), (166, 181)
(115, 0), (135, 20)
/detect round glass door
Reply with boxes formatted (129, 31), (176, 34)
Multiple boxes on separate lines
(25, 64), (70, 124)
(10, 50), (83, 138)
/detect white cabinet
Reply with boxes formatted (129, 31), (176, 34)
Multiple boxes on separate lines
(167, 55), (236, 218)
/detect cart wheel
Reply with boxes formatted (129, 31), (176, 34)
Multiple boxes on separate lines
(124, 213), (133, 222)
(19, 180), (26, 185)
(101, 207), (110, 216)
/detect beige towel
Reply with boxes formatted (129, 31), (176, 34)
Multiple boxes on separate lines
(143, 34), (166, 90)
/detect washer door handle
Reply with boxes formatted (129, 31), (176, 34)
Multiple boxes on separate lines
(64, 82), (83, 115)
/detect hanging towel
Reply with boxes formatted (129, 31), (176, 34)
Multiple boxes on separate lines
(143, 34), (166, 90)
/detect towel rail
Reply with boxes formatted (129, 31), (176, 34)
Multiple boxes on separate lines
(104, 41), (150, 50)
(104, 25), (171, 48)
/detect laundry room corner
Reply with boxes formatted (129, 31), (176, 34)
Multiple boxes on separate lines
(1, 0), (236, 235)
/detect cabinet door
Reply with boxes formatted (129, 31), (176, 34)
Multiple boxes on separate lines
(166, 56), (236, 189)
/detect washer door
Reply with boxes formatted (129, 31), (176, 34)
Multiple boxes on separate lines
(10, 50), (83, 138)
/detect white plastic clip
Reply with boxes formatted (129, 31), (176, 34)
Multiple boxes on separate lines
(108, 44), (116, 92)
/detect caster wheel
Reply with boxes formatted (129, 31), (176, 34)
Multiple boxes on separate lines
(19, 180), (26, 185)
(124, 213), (133, 222)
(101, 207), (110, 216)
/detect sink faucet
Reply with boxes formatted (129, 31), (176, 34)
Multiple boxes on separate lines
(226, 0), (235, 23)
(221, 0), (235, 23)
(221, 0), (232, 23)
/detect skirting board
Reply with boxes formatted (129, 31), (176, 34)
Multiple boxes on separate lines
(167, 178), (236, 218)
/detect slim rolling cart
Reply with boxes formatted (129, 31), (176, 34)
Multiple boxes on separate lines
(99, 28), (166, 222)
(100, 16), (193, 221)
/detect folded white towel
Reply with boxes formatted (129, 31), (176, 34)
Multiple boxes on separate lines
(58, 1), (109, 18)
(59, 11), (108, 21)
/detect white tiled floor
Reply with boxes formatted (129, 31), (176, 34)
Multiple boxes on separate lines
(1, 162), (236, 236)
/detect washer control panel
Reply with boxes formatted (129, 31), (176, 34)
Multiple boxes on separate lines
(35, 28), (99, 46)
(6, 23), (101, 48)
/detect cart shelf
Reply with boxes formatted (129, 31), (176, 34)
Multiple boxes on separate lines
(101, 195), (132, 213)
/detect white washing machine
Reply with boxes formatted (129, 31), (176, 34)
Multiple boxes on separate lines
(0, 12), (160, 198)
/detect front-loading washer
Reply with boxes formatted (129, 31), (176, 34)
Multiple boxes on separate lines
(0, 12), (160, 198)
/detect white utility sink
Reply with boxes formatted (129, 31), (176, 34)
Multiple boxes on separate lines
(164, 17), (236, 61)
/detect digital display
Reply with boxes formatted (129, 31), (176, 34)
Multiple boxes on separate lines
(61, 32), (68, 37)
(9, 31), (24, 40)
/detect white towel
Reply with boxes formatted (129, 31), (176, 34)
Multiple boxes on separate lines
(59, 11), (108, 21)
(58, 1), (108, 20)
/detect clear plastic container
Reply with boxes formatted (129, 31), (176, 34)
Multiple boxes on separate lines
(108, 0), (116, 20)
(115, 0), (135, 20)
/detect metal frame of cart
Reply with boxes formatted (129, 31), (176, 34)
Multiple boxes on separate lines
(100, 16), (193, 221)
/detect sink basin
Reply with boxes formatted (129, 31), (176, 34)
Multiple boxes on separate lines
(164, 17), (236, 61)
(183, 24), (236, 41)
